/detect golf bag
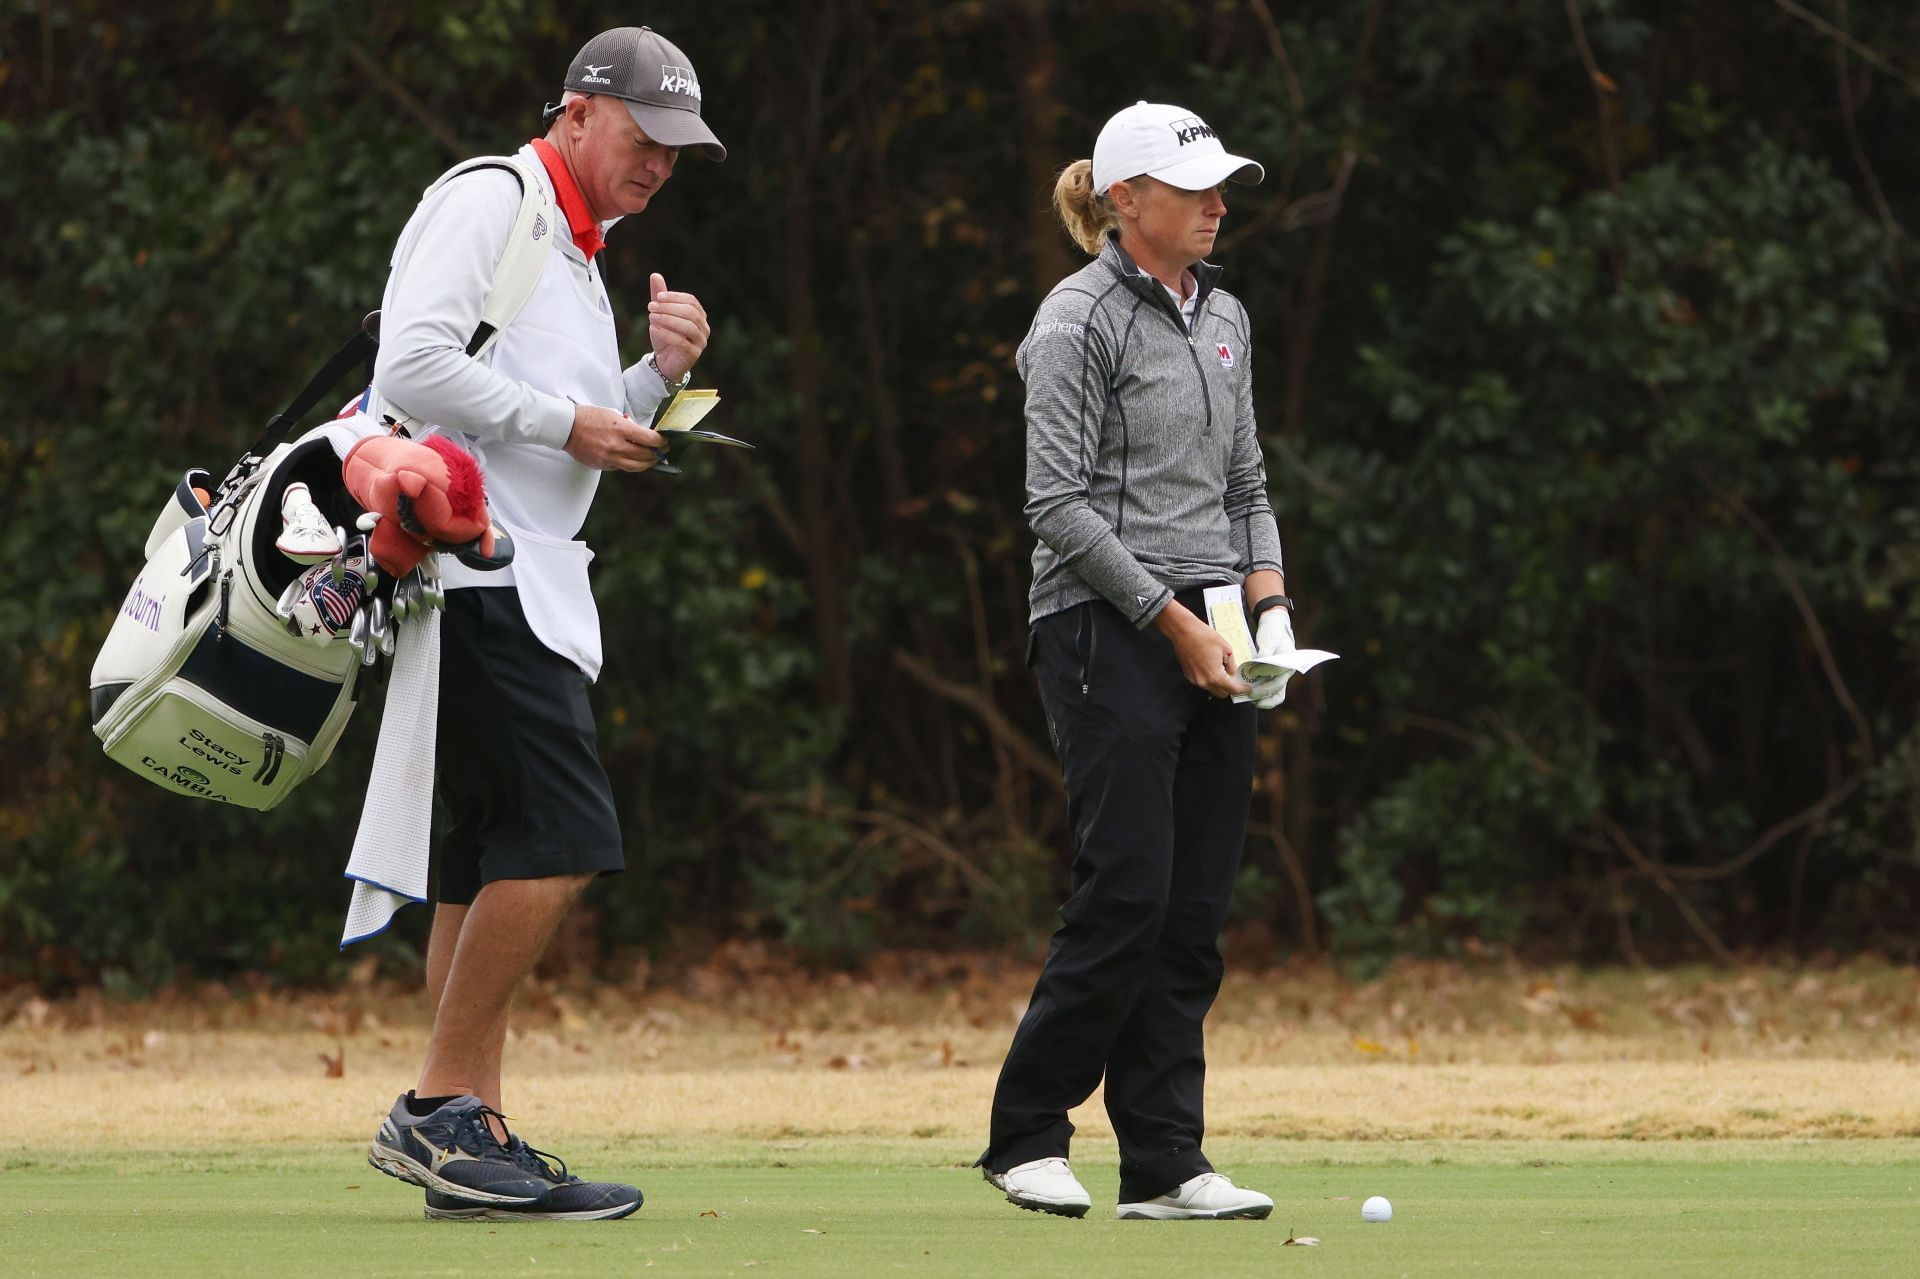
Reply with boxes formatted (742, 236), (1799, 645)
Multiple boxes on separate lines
(89, 338), (381, 810)
(89, 154), (551, 809)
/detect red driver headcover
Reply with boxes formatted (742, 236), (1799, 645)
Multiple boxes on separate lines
(341, 434), (496, 576)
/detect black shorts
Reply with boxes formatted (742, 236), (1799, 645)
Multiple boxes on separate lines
(431, 586), (623, 905)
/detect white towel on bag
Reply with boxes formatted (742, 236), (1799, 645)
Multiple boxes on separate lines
(340, 604), (440, 946)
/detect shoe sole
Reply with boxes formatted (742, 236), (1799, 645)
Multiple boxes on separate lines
(982, 1170), (1089, 1219)
(425, 1201), (642, 1223)
(367, 1142), (543, 1205)
(1116, 1203), (1273, 1220)
(1007, 1194), (1091, 1218)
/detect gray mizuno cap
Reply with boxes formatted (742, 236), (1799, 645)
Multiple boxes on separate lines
(562, 26), (726, 161)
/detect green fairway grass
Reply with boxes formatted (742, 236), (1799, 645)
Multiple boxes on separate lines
(4, 1140), (1916, 1277)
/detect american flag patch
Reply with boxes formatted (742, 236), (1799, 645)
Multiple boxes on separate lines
(308, 567), (365, 634)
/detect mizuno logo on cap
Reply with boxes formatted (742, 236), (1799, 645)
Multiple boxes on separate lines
(585, 63), (613, 76)
(659, 64), (701, 100)
(1170, 116), (1216, 145)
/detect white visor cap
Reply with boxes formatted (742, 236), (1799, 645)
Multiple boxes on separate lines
(1091, 101), (1264, 194)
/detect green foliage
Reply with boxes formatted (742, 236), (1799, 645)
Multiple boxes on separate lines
(2, 0), (1918, 982)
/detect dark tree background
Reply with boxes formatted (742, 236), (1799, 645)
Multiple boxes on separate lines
(3, 0), (1918, 987)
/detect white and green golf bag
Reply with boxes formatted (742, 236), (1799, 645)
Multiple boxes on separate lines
(89, 153), (551, 810)
(89, 440), (371, 810)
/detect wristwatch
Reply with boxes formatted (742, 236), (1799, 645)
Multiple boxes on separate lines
(1249, 594), (1294, 625)
(642, 351), (691, 393)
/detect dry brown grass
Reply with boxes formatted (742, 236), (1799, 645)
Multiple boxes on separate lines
(4, 953), (1918, 1153)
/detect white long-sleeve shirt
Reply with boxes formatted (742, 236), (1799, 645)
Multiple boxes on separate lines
(368, 143), (671, 678)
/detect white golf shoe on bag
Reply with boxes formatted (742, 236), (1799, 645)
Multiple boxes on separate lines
(276, 481), (341, 563)
(1117, 1172), (1273, 1220)
(983, 1157), (1091, 1218)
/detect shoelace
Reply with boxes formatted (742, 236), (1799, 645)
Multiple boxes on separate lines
(449, 1104), (517, 1158)
(1173, 1173), (1240, 1203)
(507, 1137), (574, 1185)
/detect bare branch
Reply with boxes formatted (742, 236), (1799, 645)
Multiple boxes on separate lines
(1483, 712), (1735, 963)
(1663, 771), (1866, 883)
(1563, 0), (1622, 193)
(1828, 0), (1906, 276)
(1702, 477), (1875, 763)
(343, 44), (469, 160)
(1771, 0), (1920, 93)
(893, 649), (1062, 786)
(1246, 0), (1307, 198)
(1594, 810), (1735, 964)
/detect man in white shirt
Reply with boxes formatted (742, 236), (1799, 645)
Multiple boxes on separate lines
(362, 26), (721, 1223)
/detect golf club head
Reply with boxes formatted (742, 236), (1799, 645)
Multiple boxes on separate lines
(448, 522), (514, 572)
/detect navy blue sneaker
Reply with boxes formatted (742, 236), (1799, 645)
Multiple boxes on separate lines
(367, 1093), (548, 1204)
(423, 1137), (642, 1222)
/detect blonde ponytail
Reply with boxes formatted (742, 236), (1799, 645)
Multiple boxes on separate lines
(1053, 159), (1119, 255)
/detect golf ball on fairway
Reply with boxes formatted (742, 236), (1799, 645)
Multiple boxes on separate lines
(1362, 1195), (1393, 1223)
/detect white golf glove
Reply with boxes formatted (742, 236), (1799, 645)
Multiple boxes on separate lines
(1254, 604), (1296, 658)
(1246, 602), (1299, 710)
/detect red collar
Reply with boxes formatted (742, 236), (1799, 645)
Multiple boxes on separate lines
(529, 138), (605, 260)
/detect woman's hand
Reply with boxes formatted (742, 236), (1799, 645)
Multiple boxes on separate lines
(1153, 601), (1251, 699)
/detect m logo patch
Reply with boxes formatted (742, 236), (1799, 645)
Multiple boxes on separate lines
(1216, 342), (1234, 369)
(659, 64), (702, 100)
(1170, 116), (1216, 146)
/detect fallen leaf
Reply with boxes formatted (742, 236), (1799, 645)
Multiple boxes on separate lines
(1283, 1231), (1321, 1246)
(700, 1209), (722, 1218)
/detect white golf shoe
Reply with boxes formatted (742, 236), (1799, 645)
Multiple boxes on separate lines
(276, 482), (341, 564)
(1117, 1172), (1273, 1220)
(983, 1157), (1091, 1218)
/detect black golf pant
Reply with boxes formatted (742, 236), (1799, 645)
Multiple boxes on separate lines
(986, 594), (1256, 1203)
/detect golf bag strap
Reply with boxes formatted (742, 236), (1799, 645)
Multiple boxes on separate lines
(386, 154), (551, 434)
(453, 158), (548, 360)
(247, 325), (380, 459)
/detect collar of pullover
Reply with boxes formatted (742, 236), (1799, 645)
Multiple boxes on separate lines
(530, 138), (605, 260)
(1102, 231), (1220, 317)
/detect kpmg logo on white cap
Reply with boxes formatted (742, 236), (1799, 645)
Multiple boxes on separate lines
(1170, 116), (1217, 147)
(659, 64), (701, 101)
(1092, 100), (1265, 192)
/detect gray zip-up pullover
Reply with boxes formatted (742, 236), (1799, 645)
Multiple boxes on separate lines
(1019, 234), (1284, 628)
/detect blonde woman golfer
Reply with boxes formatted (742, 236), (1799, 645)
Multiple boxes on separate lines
(979, 101), (1296, 1221)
